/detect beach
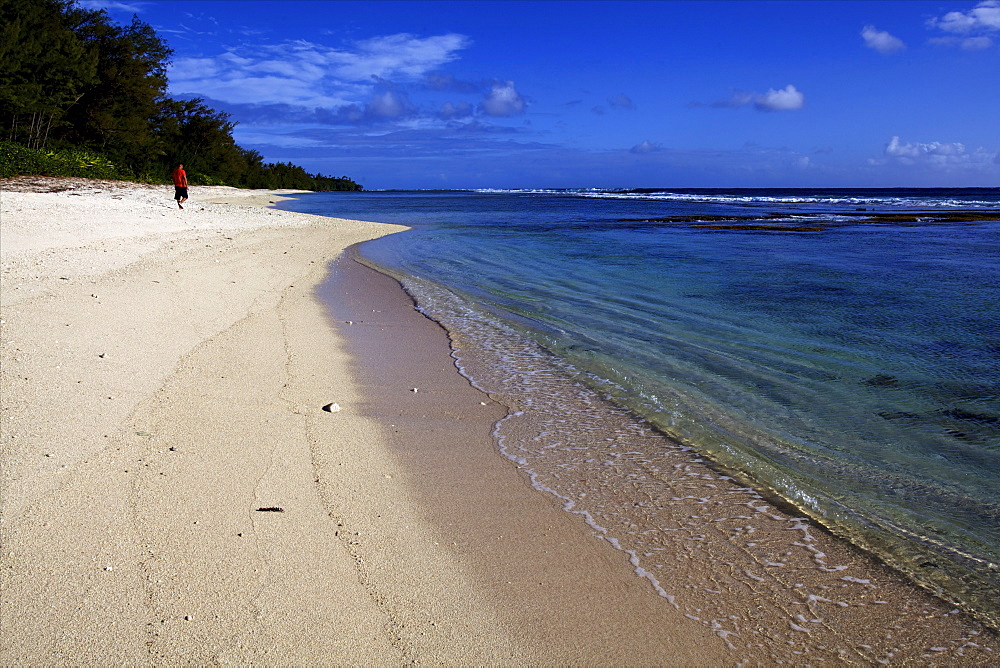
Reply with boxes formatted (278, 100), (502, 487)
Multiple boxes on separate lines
(1, 180), (995, 665)
(0, 179), (727, 664)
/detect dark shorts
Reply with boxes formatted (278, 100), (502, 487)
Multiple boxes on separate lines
(174, 186), (188, 200)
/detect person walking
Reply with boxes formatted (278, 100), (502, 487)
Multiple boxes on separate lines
(172, 164), (188, 209)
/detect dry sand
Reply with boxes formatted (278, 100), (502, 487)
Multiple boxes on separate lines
(1, 179), (728, 664)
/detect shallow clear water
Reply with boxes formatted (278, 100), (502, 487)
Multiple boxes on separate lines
(281, 187), (1000, 623)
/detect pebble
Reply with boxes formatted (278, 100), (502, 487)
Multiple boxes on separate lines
(322, 402), (341, 413)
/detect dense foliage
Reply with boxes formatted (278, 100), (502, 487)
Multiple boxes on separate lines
(0, 140), (128, 179)
(0, 0), (362, 190)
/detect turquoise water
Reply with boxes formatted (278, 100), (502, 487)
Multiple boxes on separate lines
(281, 188), (1000, 624)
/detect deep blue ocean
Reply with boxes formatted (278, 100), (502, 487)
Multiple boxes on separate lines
(280, 187), (1000, 624)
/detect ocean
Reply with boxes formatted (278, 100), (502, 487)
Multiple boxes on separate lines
(279, 187), (1000, 630)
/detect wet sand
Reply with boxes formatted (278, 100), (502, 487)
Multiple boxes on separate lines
(336, 254), (1000, 665)
(313, 252), (726, 662)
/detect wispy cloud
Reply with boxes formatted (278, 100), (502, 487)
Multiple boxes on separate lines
(956, 35), (996, 48)
(168, 31), (536, 133)
(927, 1), (999, 49)
(861, 25), (906, 53)
(331, 33), (471, 81)
(169, 33), (471, 109)
(251, 125), (539, 162)
(705, 84), (805, 112)
(250, 130), (832, 189)
(78, 0), (147, 13)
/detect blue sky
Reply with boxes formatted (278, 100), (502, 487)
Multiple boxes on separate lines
(87, 0), (999, 189)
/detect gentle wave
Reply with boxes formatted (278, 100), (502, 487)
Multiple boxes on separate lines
(585, 193), (999, 208)
(474, 187), (1000, 208)
(390, 265), (1000, 633)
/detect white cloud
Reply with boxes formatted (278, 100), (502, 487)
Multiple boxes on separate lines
(169, 66), (359, 108)
(168, 33), (471, 109)
(330, 33), (471, 81)
(480, 81), (526, 117)
(928, 2), (999, 49)
(861, 25), (906, 53)
(878, 135), (999, 168)
(885, 136), (966, 159)
(929, 0), (1000, 34)
(753, 85), (805, 112)
(708, 84), (805, 112)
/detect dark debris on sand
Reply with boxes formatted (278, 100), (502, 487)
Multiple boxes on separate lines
(0, 175), (162, 193)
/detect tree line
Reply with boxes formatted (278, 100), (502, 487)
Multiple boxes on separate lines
(0, 0), (362, 190)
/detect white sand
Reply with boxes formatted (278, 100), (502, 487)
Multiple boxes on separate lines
(1, 183), (412, 662)
(0, 180), (728, 664)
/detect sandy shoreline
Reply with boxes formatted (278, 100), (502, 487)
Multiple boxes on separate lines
(1, 179), (996, 664)
(1, 179), (725, 663)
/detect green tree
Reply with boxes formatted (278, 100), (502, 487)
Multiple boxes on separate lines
(0, 0), (98, 148)
(154, 97), (248, 183)
(61, 10), (171, 173)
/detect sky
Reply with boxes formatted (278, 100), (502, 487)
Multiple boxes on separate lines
(85, 0), (1000, 189)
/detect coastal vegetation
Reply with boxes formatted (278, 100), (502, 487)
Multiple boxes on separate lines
(0, 0), (361, 190)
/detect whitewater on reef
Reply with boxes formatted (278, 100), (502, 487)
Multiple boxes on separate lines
(280, 187), (1000, 627)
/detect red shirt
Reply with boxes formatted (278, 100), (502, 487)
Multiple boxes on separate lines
(172, 168), (188, 187)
